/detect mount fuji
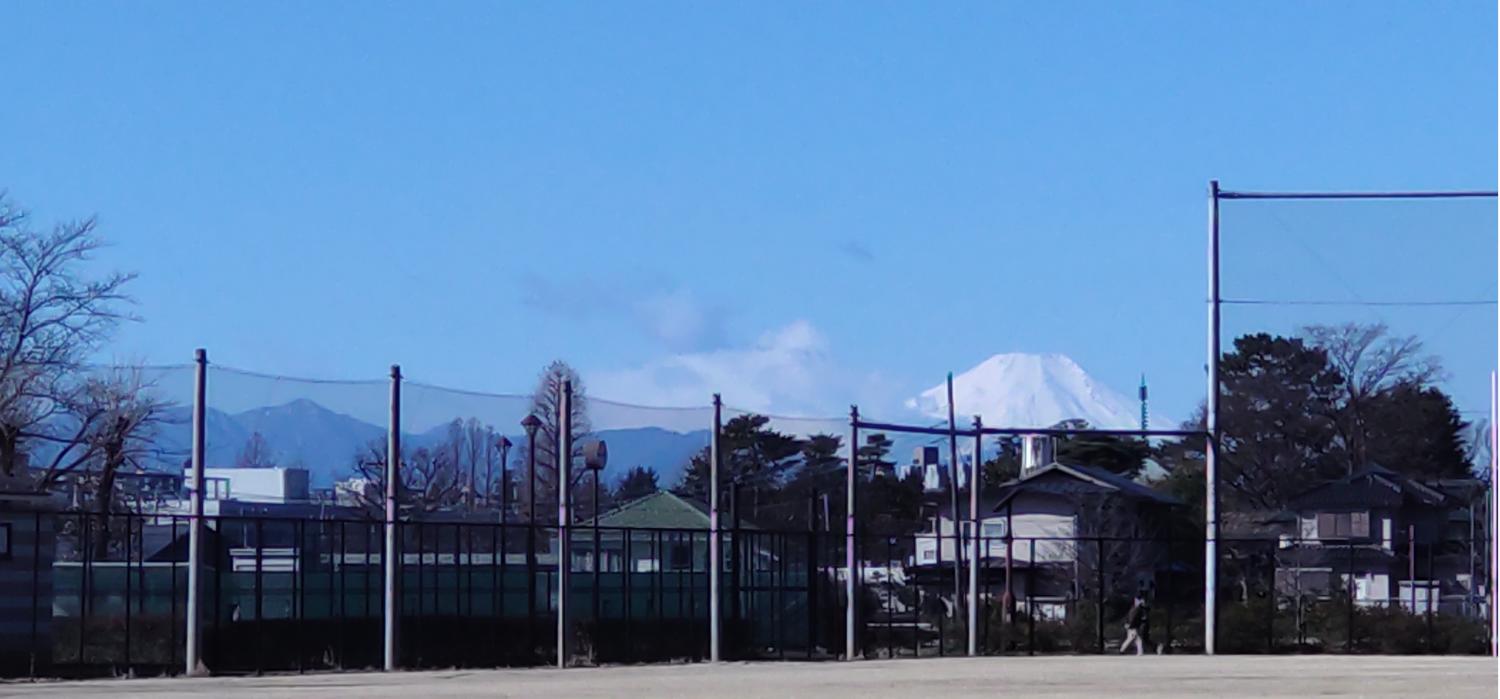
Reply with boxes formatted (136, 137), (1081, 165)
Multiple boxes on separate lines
(904, 353), (1165, 430)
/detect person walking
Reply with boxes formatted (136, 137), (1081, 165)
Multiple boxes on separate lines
(1119, 594), (1149, 655)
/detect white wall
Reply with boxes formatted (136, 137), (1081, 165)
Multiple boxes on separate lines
(914, 493), (1078, 566)
(185, 468), (308, 503)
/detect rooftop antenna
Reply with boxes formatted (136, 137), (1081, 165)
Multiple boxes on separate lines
(1139, 374), (1149, 432)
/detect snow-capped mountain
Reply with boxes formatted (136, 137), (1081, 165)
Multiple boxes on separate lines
(905, 353), (1161, 430)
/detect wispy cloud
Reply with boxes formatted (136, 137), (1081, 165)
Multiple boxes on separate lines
(838, 240), (875, 263)
(589, 320), (899, 419)
(519, 275), (728, 352)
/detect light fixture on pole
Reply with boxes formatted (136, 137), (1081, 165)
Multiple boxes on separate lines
(583, 439), (608, 628)
(520, 413), (542, 659)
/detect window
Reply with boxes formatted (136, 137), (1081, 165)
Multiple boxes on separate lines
(0, 523), (10, 559)
(205, 478), (230, 501)
(981, 521), (1008, 539)
(1317, 511), (1370, 539)
(1350, 511), (1369, 538)
(670, 543), (692, 571)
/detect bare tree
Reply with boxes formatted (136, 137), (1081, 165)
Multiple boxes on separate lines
(33, 368), (166, 496)
(519, 361), (591, 522)
(1304, 323), (1441, 473)
(350, 441), (464, 514)
(29, 369), (168, 557)
(235, 431), (277, 469)
(0, 195), (134, 479)
(428, 418), (507, 511)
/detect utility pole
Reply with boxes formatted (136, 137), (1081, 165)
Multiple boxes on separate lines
(967, 415), (982, 656)
(383, 364), (401, 671)
(556, 381), (573, 668)
(185, 349), (207, 676)
(846, 406), (859, 660)
(945, 374), (963, 633)
(1205, 180), (1222, 655)
(709, 395), (722, 661)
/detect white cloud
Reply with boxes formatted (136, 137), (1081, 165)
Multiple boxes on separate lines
(589, 320), (894, 421)
(631, 288), (726, 351)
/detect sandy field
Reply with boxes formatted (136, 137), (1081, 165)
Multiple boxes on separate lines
(2, 655), (1494, 698)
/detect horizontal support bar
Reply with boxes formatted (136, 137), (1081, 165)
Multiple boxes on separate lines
(854, 419), (1206, 440)
(1218, 190), (1497, 200)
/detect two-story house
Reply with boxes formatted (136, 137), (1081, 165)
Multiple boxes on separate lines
(1277, 465), (1486, 616)
(911, 436), (1182, 619)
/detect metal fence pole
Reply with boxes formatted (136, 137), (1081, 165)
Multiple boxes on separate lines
(1096, 537), (1105, 653)
(1491, 371), (1498, 656)
(384, 364), (401, 671)
(807, 490), (818, 659)
(709, 395), (722, 662)
(1346, 542), (1355, 653)
(1408, 525), (1417, 615)
(1205, 179), (1222, 655)
(185, 348), (208, 675)
(1027, 538), (1036, 655)
(945, 375), (962, 637)
(29, 510), (39, 677)
(556, 380), (573, 668)
(968, 416), (981, 656)
(124, 514), (132, 669)
(845, 406), (859, 660)
(254, 518), (264, 675)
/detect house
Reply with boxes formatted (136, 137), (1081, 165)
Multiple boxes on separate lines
(573, 490), (771, 574)
(911, 437), (1182, 619)
(1277, 466), (1490, 617)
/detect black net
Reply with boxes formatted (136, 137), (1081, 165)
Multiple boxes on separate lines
(1215, 191), (1496, 654)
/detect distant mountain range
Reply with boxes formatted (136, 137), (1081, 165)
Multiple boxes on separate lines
(133, 352), (1161, 488)
(152, 399), (708, 488)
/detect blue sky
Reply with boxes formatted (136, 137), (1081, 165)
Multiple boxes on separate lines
(1, 2), (1495, 422)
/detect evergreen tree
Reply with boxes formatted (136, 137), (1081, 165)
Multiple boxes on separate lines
(614, 465), (660, 502)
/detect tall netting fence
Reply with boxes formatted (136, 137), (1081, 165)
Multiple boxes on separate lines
(1216, 189), (1497, 654)
(714, 407), (849, 660)
(840, 399), (1210, 660)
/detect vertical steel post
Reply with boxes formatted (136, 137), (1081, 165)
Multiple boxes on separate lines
(845, 406), (859, 660)
(592, 468), (601, 633)
(709, 395), (722, 661)
(1491, 371), (1498, 655)
(1409, 524), (1417, 614)
(1096, 537), (1105, 653)
(185, 349), (208, 675)
(1205, 179), (1222, 655)
(383, 365), (401, 671)
(945, 374), (962, 627)
(967, 416), (981, 656)
(556, 380), (573, 668)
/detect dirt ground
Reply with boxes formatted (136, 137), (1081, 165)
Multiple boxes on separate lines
(2, 655), (1494, 698)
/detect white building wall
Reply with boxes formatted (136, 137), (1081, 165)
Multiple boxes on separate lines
(913, 494), (1079, 566)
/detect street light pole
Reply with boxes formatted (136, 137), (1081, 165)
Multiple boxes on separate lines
(521, 414), (542, 661)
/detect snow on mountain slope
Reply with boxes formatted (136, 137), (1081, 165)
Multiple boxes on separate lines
(905, 353), (1159, 430)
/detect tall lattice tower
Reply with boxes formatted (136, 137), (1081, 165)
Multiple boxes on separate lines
(1139, 374), (1149, 432)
